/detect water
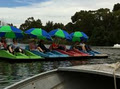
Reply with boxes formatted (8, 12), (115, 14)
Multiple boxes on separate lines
(0, 47), (120, 89)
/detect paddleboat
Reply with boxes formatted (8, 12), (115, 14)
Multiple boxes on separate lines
(0, 48), (108, 63)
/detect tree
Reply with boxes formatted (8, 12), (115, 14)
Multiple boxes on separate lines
(65, 22), (74, 33)
(53, 23), (65, 30)
(71, 10), (96, 36)
(43, 21), (54, 32)
(113, 3), (120, 12)
(19, 17), (43, 31)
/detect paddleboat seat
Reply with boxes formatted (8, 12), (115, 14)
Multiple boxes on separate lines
(31, 50), (59, 58)
(24, 50), (42, 59)
(66, 50), (82, 56)
(0, 50), (29, 59)
(25, 46), (59, 58)
(88, 50), (101, 55)
(80, 50), (100, 56)
(71, 49), (90, 56)
(51, 50), (69, 57)
(45, 51), (59, 57)
(56, 49), (81, 57)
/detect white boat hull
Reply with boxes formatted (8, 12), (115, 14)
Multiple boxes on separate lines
(113, 44), (120, 48)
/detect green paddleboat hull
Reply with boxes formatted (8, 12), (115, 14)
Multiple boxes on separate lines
(0, 50), (42, 59)
(24, 50), (42, 59)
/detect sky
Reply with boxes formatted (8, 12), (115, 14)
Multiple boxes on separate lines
(0, 0), (119, 27)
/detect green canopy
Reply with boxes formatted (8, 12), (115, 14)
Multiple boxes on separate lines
(70, 31), (83, 42)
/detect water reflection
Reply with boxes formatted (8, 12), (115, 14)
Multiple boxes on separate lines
(0, 62), (43, 89)
(0, 61), (72, 89)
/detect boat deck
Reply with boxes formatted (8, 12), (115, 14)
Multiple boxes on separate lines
(58, 63), (120, 78)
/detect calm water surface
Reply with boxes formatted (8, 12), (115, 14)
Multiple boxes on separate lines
(0, 47), (120, 89)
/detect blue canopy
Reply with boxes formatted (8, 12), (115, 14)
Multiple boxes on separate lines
(81, 32), (89, 41)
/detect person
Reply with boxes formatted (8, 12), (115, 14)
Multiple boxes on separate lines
(70, 41), (81, 50)
(37, 40), (50, 52)
(0, 37), (7, 49)
(85, 45), (100, 54)
(7, 39), (23, 54)
(79, 40), (100, 55)
(49, 42), (59, 50)
(49, 42), (66, 51)
(27, 40), (36, 51)
(79, 40), (86, 51)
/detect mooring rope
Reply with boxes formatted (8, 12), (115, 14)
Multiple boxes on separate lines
(112, 62), (120, 89)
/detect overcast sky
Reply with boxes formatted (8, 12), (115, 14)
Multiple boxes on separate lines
(0, 0), (119, 27)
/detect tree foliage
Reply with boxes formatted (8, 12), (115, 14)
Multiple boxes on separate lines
(113, 3), (120, 12)
(19, 17), (42, 30)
